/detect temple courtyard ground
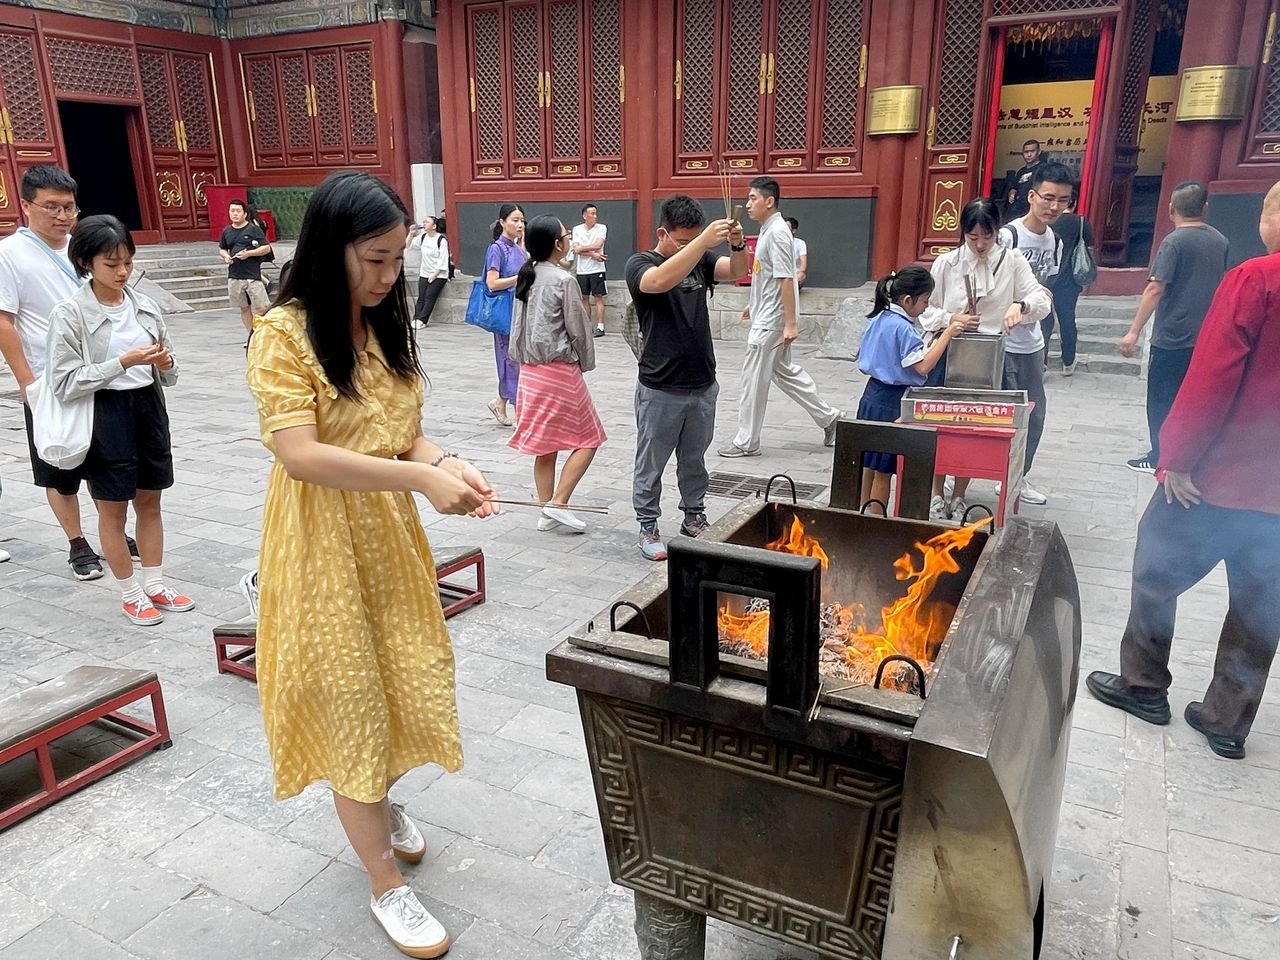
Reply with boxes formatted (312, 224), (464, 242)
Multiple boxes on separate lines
(0, 306), (1275, 960)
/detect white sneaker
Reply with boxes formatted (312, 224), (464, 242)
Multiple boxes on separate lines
(541, 505), (586, 533)
(0, 548), (9, 563)
(1020, 482), (1048, 505)
(929, 495), (950, 521)
(948, 496), (968, 522)
(536, 515), (560, 532)
(943, 477), (955, 500)
(389, 802), (426, 864)
(370, 885), (449, 958)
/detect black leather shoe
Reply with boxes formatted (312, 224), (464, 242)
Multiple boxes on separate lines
(1085, 671), (1171, 725)
(1184, 702), (1246, 759)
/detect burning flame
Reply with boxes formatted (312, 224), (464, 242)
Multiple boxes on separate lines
(717, 515), (992, 691)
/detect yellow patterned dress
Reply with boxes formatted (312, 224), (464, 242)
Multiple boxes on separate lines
(245, 302), (463, 802)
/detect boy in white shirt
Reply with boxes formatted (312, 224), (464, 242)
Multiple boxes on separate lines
(570, 204), (608, 337)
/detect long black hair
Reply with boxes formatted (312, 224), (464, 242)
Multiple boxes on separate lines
(276, 171), (420, 400)
(68, 215), (135, 278)
(515, 216), (563, 303)
(868, 265), (934, 317)
(491, 202), (524, 242)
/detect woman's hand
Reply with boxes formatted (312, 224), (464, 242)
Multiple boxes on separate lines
(945, 319), (969, 339)
(153, 348), (175, 371)
(950, 312), (981, 332)
(438, 457), (501, 518)
(1002, 304), (1023, 331)
(121, 345), (165, 368)
(417, 463), (488, 515)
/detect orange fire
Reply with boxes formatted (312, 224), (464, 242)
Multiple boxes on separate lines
(717, 514), (991, 691)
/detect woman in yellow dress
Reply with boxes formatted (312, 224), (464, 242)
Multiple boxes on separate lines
(246, 171), (498, 958)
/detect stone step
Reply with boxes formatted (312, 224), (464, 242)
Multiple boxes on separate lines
(1073, 317), (1131, 337)
(1075, 297), (1140, 320)
(162, 280), (229, 300)
(179, 294), (231, 311)
(138, 263), (226, 281)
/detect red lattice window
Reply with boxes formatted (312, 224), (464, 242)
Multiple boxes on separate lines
(174, 55), (215, 153)
(508, 3), (543, 163)
(47, 36), (138, 100)
(246, 56), (282, 153)
(548, 0), (581, 160)
(772, 0), (812, 153)
(311, 50), (345, 152)
(724, 0), (765, 154)
(679, 0), (716, 157)
(990, 0), (1099, 13)
(139, 50), (177, 149)
(589, 0), (623, 161)
(819, 0), (861, 150)
(0, 31), (51, 143)
(344, 47), (378, 150)
(933, 0), (983, 146)
(470, 5), (507, 166)
(1116, 1), (1154, 146)
(279, 53), (313, 151)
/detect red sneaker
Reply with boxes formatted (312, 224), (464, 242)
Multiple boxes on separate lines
(146, 586), (196, 612)
(123, 596), (165, 625)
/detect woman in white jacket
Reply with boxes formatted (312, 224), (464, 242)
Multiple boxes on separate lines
(919, 197), (1050, 521)
(45, 215), (191, 626)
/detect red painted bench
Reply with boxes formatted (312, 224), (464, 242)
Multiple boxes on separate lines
(214, 545), (486, 682)
(0, 666), (171, 830)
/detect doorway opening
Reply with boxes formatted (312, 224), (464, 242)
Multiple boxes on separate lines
(57, 101), (144, 231)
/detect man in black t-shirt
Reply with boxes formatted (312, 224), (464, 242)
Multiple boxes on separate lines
(219, 198), (272, 337)
(624, 195), (747, 560)
(1005, 139), (1045, 221)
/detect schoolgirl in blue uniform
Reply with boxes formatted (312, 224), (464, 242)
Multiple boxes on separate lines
(856, 266), (968, 510)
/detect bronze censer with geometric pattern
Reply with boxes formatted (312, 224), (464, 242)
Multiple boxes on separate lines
(547, 488), (1081, 959)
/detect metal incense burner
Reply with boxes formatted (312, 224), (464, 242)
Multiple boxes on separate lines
(546, 486), (1081, 959)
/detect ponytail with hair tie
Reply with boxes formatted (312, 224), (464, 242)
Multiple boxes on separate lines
(867, 264), (935, 318)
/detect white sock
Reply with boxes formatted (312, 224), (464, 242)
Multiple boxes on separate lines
(117, 573), (143, 605)
(142, 564), (164, 595)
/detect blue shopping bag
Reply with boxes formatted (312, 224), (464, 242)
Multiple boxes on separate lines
(463, 279), (513, 336)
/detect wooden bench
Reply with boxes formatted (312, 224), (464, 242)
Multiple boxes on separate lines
(0, 666), (171, 830)
(214, 545), (486, 682)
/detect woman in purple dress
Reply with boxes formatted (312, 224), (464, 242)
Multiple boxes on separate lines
(483, 203), (526, 426)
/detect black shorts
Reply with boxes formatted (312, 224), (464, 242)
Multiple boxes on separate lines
(23, 402), (83, 495)
(85, 383), (174, 502)
(576, 273), (606, 298)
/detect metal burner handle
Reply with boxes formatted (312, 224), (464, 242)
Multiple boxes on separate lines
(859, 498), (888, 516)
(960, 503), (994, 525)
(609, 600), (654, 639)
(872, 654), (927, 699)
(763, 474), (798, 504)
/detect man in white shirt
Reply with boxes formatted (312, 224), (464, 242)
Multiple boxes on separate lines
(0, 165), (111, 579)
(785, 216), (807, 287)
(570, 204), (608, 338)
(996, 161), (1074, 506)
(406, 216), (449, 327)
(719, 177), (842, 457)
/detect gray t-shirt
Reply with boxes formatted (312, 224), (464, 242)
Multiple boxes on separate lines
(748, 212), (797, 332)
(996, 219), (1057, 355)
(1149, 224), (1229, 350)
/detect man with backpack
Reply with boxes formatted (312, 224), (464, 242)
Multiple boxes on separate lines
(995, 161), (1074, 506)
(406, 216), (450, 327)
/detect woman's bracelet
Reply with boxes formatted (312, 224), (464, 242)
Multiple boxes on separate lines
(430, 452), (459, 468)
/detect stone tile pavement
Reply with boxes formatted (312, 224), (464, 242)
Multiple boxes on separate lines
(1, 306), (1277, 960)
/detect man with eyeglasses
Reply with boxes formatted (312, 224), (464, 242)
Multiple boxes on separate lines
(0, 165), (113, 578)
(995, 161), (1074, 507)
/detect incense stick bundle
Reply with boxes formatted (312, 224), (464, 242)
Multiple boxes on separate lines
(483, 498), (611, 515)
(718, 160), (733, 221)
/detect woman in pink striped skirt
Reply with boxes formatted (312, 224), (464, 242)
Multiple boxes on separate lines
(508, 216), (607, 533)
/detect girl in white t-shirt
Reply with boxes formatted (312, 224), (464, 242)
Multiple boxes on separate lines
(44, 215), (191, 626)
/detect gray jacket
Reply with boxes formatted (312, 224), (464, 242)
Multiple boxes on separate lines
(45, 281), (178, 402)
(509, 262), (595, 370)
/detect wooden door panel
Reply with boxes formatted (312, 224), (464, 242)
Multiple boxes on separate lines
(467, 2), (508, 179)
(243, 52), (285, 168)
(675, 0), (718, 174)
(341, 44), (379, 164)
(172, 52), (219, 163)
(0, 28), (59, 161)
(719, 0), (767, 175)
(586, 0), (624, 177)
(507, 1), (545, 176)
(138, 48), (194, 230)
(277, 50), (316, 166)
(545, 0), (583, 176)
(0, 156), (21, 231)
(309, 48), (347, 165)
(188, 158), (219, 229)
(766, 0), (816, 172)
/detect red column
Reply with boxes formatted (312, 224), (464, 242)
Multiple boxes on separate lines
(1152, 0), (1248, 248)
(379, 18), (412, 204)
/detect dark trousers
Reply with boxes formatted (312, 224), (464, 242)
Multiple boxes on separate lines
(1001, 351), (1046, 473)
(1146, 346), (1194, 463)
(1044, 281), (1081, 366)
(1121, 493), (1280, 740)
(414, 277), (447, 325)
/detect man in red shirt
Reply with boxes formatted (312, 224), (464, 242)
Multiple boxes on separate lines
(1086, 181), (1280, 760)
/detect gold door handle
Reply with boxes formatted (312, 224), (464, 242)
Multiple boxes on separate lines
(248, 90), (257, 123)
(544, 71), (551, 109)
(371, 79), (378, 114)
(469, 77), (476, 112)
(1265, 11), (1277, 65)
(2, 107), (14, 145)
(758, 52), (767, 95)
(767, 53), (775, 95)
(536, 71), (544, 108)
(173, 119), (182, 149)
(675, 60), (683, 101)
(619, 64), (625, 104)
(306, 85), (317, 117)
(859, 44), (868, 88)
(179, 119), (189, 153)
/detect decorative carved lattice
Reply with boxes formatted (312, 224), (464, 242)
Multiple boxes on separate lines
(548, 1), (581, 158)
(935, 0), (983, 146)
(821, 0), (862, 148)
(247, 56), (281, 151)
(311, 51), (344, 149)
(0, 31), (50, 142)
(772, 0), (812, 152)
(47, 36), (138, 99)
(590, 0), (622, 158)
(471, 8), (506, 162)
(990, 0), (1099, 13)
(280, 54), (313, 150)
(1261, 60), (1280, 134)
(174, 55), (214, 152)
(138, 50), (177, 149)
(344, 47), (377, 148)
(725, 0), (763, 152)
(509, 5), (543, 159)
(1117, 0), (1153, 145)
(680, 0), (715, 154)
